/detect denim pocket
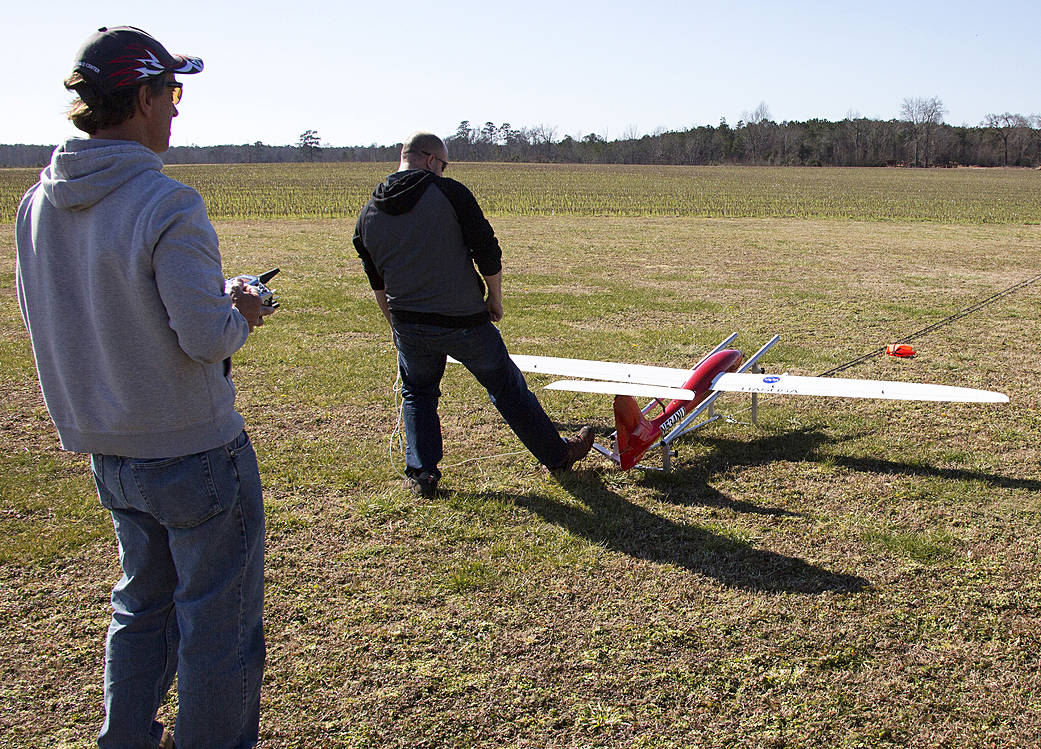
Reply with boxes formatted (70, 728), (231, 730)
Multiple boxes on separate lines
(130, 452), (227, 529)
(91, 454), (116, 511)
(225, 430), (251, 460)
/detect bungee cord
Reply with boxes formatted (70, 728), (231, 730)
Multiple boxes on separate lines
(386, 273), (1037, 471)
(817, 272), (1041, 377)
(679, 273), (1039, 427)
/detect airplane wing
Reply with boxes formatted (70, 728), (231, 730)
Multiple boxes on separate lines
(544, 379), (697, 401)
(510, 354), (693, 386)
(711, 372), (1009, 403)
(449, 354), (692, 387)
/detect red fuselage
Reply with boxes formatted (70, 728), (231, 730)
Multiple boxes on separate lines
(614, 349), (744, 469)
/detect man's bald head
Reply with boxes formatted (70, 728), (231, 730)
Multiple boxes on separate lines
(400, 132), (449, 175)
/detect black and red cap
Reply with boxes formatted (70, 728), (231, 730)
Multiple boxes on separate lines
(67, 26), (203, 99)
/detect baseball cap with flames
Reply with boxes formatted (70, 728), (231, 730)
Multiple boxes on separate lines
(67, 26), (203, 100)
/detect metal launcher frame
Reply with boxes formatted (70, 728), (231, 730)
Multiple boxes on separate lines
(592, 333), (780, 471)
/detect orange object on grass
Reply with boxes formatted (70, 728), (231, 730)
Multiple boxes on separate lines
(886, 343), (916, 357)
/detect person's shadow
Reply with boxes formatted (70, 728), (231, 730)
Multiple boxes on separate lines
(511, 488), (867, 594)
(461, 427), (864, 593)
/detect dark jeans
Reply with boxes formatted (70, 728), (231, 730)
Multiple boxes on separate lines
(394, 321), (568, 474)
(91, 430), (264, 749)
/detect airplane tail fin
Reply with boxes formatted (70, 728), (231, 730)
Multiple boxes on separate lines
(614, 395), (660, 470)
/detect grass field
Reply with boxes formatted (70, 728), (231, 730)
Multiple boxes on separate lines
(3, 162), (1041, 223)
(2, 164), (1040, 747)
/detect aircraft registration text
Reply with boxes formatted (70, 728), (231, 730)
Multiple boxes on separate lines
(659, 408), (686, 434)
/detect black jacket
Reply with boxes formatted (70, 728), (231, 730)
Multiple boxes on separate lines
(353, 170), (502, 327)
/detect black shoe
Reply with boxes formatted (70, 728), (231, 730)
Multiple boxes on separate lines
(405, 470), (439, 498)
(551, 426), (595, 472)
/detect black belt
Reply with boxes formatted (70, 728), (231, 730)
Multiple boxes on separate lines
(390, 309), (490, 329)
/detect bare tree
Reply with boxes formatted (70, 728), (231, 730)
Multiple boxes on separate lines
(899, 97), (945, 166)
(983, 112), (1029, 166)
(740, 101), (772, 164)
(842, 110), (866, 166)
(527, 124), (558, 161)
(1032, 115), (1041, 165)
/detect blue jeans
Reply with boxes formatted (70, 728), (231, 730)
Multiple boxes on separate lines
(394, 321), (568, 475)
(91, 430), (265, 749)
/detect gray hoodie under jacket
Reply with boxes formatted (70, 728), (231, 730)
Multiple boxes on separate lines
(15, 138), (249, 458)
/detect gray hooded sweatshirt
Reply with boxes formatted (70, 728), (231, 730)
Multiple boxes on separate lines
(15, 138), (249, 458)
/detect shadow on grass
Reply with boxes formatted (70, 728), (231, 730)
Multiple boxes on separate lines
(610, 423), (1038, 498)
(829, 455), (1041, 492)
(485, 421), (1029, 594)
(508, 478), (869, 595)
(635, 428), (841, 517)
(686, 425), (1041, 492)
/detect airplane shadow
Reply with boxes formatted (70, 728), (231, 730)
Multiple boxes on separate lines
(496, 476), (868, 594)
(555, 420), (1041, 497)
(828, 454), (1041, 492)
(634, 428), (839, 517)
(659, 425), (1041, 493)
(487, 420), (1036, 594)
(547, 424), (836, 518)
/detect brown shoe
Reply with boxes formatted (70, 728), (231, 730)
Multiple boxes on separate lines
(552, 426), (594, 471)
(405, 470), (439, 498)
(159, 727), (175, 749)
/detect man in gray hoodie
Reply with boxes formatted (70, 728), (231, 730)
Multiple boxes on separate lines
(15, 27), (267, 748)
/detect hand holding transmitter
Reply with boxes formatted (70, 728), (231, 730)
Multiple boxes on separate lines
(225, 267), (280, 313)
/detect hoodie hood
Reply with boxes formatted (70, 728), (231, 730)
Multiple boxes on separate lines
(40, 138), (164, 211)
(371, 169), (436, 216)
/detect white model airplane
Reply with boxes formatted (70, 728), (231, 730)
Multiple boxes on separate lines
(453, 333), (1008, 471)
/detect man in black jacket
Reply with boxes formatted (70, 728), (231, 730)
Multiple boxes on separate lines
(354, 132), (593, 496)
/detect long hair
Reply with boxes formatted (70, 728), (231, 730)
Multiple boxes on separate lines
(64, 72), (165, 134)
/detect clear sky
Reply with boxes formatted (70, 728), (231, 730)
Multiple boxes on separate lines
(3, 0), (1039, 148)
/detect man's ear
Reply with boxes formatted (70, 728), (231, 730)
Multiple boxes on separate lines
(136, 83), (154, 117)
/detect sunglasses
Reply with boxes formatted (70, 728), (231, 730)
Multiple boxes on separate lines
(420, 150), (448, 172)
(166, 81), (183, 105)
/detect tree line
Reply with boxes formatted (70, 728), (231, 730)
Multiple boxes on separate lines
(0, 141), (401, 168)
(440, 100), (1040, 168)
(2, 99), (1039, 168)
